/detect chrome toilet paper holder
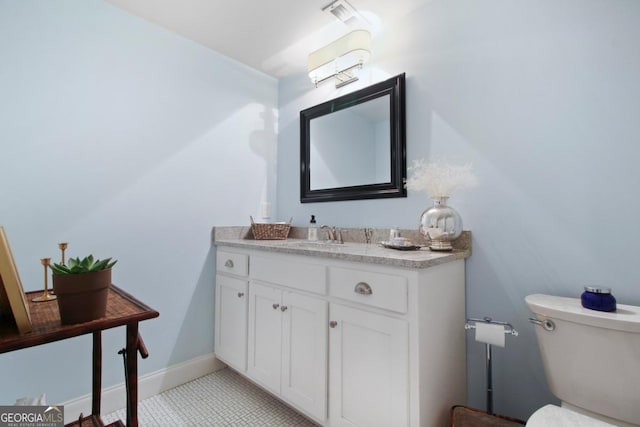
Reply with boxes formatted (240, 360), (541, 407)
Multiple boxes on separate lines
(465, 316), (519, 337)
(464, 317), (519, 416)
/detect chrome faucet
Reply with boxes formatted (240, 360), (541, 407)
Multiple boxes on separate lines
(335, 228), (343, 244)
(320, 225), (334, 241)
(320, 225), (343, 244)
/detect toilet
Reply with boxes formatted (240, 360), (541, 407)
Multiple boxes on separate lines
(525, 294), (640, 427)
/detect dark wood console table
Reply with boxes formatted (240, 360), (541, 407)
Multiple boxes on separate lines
(0, 285), (159, 427)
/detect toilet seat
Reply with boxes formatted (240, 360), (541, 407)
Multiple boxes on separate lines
(527, 405), (617, 427)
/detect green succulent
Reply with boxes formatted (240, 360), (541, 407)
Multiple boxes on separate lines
(50, 255), (117, 275)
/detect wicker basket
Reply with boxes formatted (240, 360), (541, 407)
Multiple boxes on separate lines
(250, 216), (292, 240)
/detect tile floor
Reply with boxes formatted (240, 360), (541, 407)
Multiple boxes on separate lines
(102, 368), (319, 426)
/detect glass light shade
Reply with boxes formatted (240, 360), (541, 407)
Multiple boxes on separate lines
(419, 196), (463, 251)
(308, 29), (371, 84)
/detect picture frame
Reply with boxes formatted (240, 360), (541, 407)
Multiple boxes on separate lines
(0, 226), (32, 334)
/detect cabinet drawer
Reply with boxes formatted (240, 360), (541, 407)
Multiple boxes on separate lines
(329, 267), (408, 313)
(217, 250), (249, 277)
(252, 255), (326, 295)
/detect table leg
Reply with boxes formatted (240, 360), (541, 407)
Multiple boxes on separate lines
(126, 323), (139, 427)
(92, 331), (102, 417)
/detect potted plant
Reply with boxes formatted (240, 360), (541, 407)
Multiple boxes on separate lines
(50, 255), (117, 325)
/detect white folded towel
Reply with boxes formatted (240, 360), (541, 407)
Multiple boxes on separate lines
(527, 405), (617, 427)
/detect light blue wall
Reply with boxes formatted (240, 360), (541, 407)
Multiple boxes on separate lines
(277, 0), (640, 420)
(0, 0), (276, 405)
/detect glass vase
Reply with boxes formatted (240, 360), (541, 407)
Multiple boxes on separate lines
(419, 196), (462, 251)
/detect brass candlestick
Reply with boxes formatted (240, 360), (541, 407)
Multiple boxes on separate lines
(52, 242), (68, 297)
(58, 242), (68, 265)
(32, 258), (57, 302)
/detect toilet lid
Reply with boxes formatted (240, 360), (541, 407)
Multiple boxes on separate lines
(527, 405), (617, 427)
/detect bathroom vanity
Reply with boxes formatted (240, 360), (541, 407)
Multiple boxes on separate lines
(213, 227), (470, 427)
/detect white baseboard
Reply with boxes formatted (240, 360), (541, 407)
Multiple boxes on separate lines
(61, 353), (226, 424)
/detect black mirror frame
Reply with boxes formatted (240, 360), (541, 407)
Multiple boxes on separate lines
(300, 73), (406, 203)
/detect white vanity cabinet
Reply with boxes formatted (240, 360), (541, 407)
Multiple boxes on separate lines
(214, 242), (467, 427)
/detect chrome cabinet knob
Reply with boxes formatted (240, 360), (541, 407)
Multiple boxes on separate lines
(224, 259), (234, 268)
(329, 321), (338, 328)
(237, 292), (244, 298)
(272, 303), (280, 310)
(281, 306), (288, 312)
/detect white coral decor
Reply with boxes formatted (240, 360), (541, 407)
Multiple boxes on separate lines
(406, 160), (478, 198)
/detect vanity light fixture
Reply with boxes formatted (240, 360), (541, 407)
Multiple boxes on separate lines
(307, 29), (371, 88)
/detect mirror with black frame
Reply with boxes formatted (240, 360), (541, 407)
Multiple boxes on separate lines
(300, 73), (406, 203)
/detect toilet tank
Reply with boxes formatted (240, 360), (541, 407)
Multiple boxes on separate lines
(526, 294), (640, 426)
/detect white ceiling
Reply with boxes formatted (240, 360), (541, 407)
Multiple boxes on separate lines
(105, 0), (427, 78)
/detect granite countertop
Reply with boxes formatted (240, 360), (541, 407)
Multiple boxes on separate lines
(212, 226), (471, 269)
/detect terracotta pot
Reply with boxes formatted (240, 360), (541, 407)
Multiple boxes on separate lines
(53, 269), (111, 325)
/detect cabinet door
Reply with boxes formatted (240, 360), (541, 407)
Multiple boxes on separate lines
(329, 304), (409, 427)
(247, 282), (282, 394)
(214, 274), (248, 371)
(281, 292), (328, 422)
